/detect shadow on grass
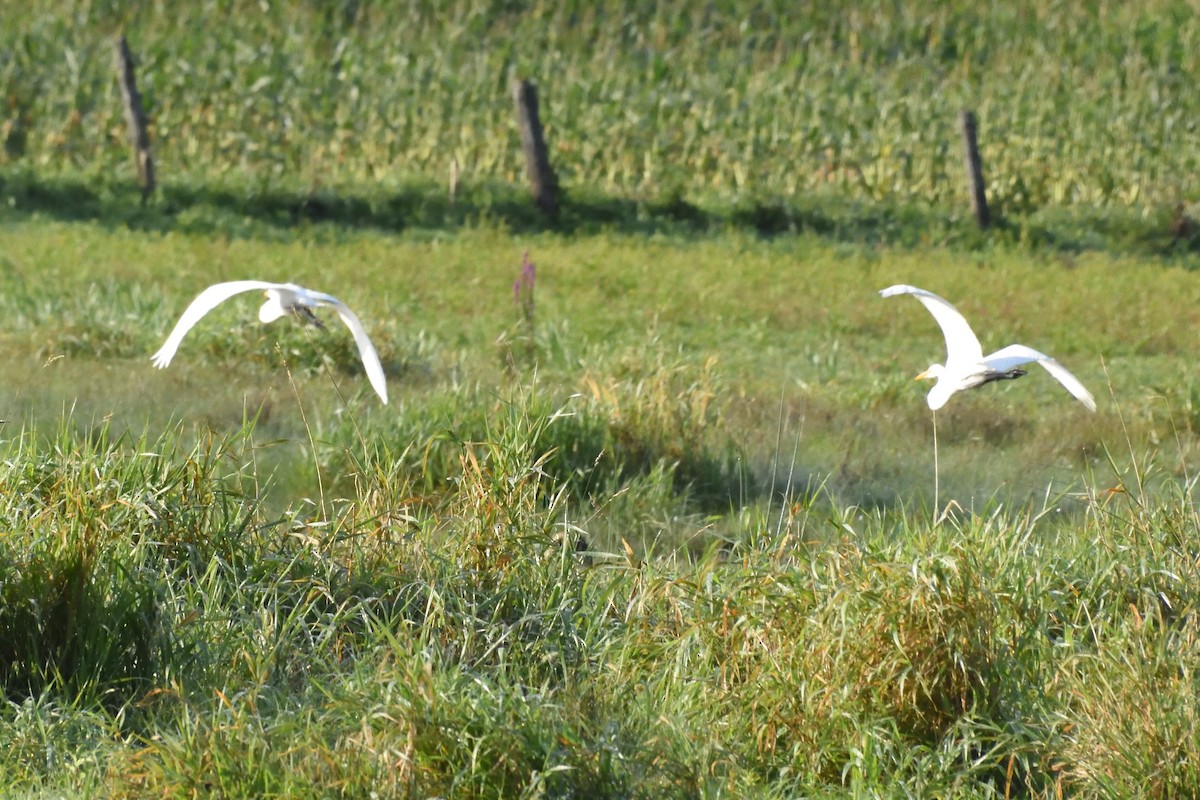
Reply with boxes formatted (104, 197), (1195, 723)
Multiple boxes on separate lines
(0, 169), (705, 239)
(4, 168), (1200, 259)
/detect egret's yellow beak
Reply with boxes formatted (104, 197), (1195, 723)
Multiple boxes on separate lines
(914, 369), (932, 381)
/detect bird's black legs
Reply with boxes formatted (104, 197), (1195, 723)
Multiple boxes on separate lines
(978, 367), (1028, 386)
(289, 304), (326, 330)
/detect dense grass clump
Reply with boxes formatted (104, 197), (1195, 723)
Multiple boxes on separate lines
(0, 424), (241, 703)
(0, 400), (1193, 797)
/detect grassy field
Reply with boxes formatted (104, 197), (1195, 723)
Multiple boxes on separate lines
(4, 1), (1200, 797)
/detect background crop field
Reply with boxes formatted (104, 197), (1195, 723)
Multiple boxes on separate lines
(3, 1), (1200, 797)
(6, 0), (1200, 214)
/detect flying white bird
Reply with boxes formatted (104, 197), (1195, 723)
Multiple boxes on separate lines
(879, 284), (1095, 412)
(151, 281), (388, 404)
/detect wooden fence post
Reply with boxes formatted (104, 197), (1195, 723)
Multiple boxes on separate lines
(959, 110), (989, 229)
(113, 34), (155, 203)
(511, 78), (558, 216)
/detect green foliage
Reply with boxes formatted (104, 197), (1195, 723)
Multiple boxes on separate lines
(4, 2), (1200, 795)
(0, 396), (1196, 796)
(4, 0), (1200, 221)
(0, 423), (238, 703)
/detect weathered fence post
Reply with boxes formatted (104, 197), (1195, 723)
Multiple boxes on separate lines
(511, 78), (558, 216)
(113, 34), (155, 203)
(959, 110), (989, 229)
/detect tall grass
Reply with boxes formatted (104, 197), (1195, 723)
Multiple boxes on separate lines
(0, 396), (1196, 796)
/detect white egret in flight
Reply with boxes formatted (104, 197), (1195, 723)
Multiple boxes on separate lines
(151, 281), (388, 404)
(879, 284), (1095, 412)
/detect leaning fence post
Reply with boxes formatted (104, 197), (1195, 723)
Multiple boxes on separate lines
(113, 34), (155, 203)
(959, 110), (989, 229)
(511, 78), (558, 216)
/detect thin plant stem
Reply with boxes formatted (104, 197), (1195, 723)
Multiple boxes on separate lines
(932, 410), (940, 523)
(279, 344), (326, 519)
(298, 319), (371, 454)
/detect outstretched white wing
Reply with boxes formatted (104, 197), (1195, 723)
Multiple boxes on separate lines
(985, 344), (1096, 412)
(879, 284), (984, 368)
(151, 280), (283, 368)
(306, 291), (389, 405)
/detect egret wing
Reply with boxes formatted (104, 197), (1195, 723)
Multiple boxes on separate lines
(310, 292), (389, 404)
(151, 280), (282, 368)
(985, 344), (1096, 412)
(879, 284), (983, 367)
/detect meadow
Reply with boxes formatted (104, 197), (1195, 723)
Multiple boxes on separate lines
(3, 1), (1200, 797)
